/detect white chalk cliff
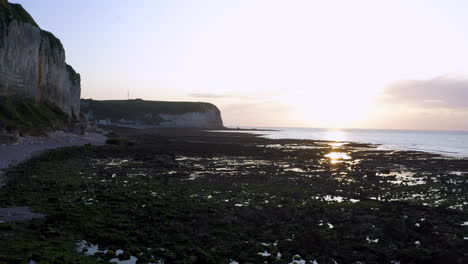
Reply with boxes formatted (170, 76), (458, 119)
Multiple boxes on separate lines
(159, 109), (223, 128)
(81, 99), (224, 129)
(0, 0), (80, 117)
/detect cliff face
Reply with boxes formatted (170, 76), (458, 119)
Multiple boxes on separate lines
(0, 0), (80, 117)
(158, 111), (223, 128)
(81, 99), (224, 129)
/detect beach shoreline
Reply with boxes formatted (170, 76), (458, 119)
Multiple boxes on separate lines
(0, 131), (107, 186)
(214, 127), (468, 159)
(0, 127), (467, 263)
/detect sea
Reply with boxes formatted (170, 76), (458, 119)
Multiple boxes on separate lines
(221, 127), (468, 158)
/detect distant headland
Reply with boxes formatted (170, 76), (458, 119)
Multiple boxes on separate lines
(81, 99), (224, 129)
(0, 0), (224, 138)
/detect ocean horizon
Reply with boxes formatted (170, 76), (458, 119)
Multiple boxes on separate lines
(222, 126), (468, 158)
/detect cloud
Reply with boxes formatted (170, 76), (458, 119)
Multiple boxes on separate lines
(188, 91), (282, 101)
(189, 93), (232, 99)
(383, 75), (468, 108)
(220, 101), (301, 127)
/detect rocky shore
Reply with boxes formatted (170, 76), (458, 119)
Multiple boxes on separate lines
(0, 131), (107, 185)
(0, 127), (467, 263)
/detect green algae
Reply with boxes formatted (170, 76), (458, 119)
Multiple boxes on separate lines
(0, 96), (70, 135)
(0, 131), (467, 263)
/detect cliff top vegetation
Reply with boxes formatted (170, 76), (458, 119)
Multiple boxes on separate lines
(0, 96), (70, 135)
(81, 99), (219, 121)
(0, 0), (38, 26)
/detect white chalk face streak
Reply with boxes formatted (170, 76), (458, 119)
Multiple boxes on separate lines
(159, 109), (222, 128)
(0, 18), (81, 117)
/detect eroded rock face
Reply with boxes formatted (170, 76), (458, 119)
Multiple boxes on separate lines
(158, 107), (224, 128)
(0, 0), (80, 117)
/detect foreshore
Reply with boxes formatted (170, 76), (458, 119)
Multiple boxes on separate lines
(0, 131), (107, 185)
(0, 126), (467, 263)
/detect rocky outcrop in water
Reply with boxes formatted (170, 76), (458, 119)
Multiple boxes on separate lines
(0, 0), (80, 117)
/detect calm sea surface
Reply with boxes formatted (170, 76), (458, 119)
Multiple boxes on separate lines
(221, 127), (468, 158)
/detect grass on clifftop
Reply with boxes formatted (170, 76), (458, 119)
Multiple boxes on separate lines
(41, 30), (64, 52)
(66, 64), (80, 86)
(81, 99), (219, 121)
(0, 0), (38, 27)
(0, 96), (70, 135)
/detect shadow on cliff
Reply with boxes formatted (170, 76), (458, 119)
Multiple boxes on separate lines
(0, 96), (72, 137)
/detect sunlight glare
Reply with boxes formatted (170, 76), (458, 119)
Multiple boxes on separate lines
(323, 131), (347, 142)
(324, 152), (351, 164)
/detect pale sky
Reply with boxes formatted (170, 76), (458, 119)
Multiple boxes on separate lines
(13, 0), (468, 130)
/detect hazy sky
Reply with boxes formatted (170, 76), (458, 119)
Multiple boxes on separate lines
(12, 0), (468, 130)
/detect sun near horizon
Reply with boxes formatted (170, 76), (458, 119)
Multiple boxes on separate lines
(1, 1), (468, 262)
(12, 0), (468, 131)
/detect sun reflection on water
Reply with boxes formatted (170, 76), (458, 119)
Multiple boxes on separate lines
(328, 142), (349, 148)
(325, 152), (352, 164)
(323, 130), (347, 142)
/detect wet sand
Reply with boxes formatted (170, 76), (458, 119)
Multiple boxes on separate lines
(0, 131), (107, 185)
(0, 206), (46, 223)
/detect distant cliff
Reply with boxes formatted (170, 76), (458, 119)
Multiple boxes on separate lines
(0, 0), (80, 117)
(81, 99), (224, 129)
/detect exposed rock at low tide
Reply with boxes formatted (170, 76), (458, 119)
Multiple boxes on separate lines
(1, 128), (466, 263)
(0, 206), (45, 222)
